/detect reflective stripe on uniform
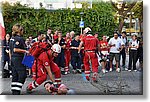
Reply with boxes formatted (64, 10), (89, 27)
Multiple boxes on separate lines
(84, 71), (90, 76)
(54, 82), (61, 85)
(32, 81), (39, 89)
(40, 68), (44, 74)
(55, 78), (61, 81)
(32, 82), (36, 89)
(85, 74), (90, 76)
(55, 78), (61, 85)
(11, 82), (23, 91)
(85, 71), (90, 73)
(34, 81), (39, 86)
(11, 87), (21, 91)
(11, 82), (23, 86)
(56, 82), (61, 84)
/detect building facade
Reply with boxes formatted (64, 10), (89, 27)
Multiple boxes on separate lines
(0, 0), (93, 9)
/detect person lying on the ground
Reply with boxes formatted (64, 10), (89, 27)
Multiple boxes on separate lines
(44, 81), (75, 95)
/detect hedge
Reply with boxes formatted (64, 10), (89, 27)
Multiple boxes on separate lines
(2, 1), (117, 39)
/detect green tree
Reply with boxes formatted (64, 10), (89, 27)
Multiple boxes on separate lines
(110, 0), (137, 33)
(131, 1), (143, 34)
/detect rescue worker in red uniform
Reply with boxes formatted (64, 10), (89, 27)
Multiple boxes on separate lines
(26, 44), (62, 93)
(64, 32), (72, 74)
(79, 30), (87, 72)
(78, 27), (100, 82)
(79, 30), (86, 41)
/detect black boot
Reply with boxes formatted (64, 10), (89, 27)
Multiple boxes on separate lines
(12, 90), (21, 95)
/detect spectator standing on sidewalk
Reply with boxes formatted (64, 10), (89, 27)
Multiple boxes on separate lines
(53, 30), (58, 41)
(120, 31), (128, 69)
(99, 35), (109, 74)
(25, 38), (32, 77)
(46, 27), (53, 44)
(54, 31), (66, 75)
(108, 32), (124, 72)
(128, 33), (139, 72)
(28, 36), (34, 46)
(2, 33), (11, 78)
(94, 32), (99, 39)
(70, 31), (75, 39)
(136, 37), (143, 71)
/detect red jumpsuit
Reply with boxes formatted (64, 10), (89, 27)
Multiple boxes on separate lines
(28, 50), (61, 90)
(79, 34), (86, 71)
(64, 38), (72, 72)
(82, 34), (99, 81)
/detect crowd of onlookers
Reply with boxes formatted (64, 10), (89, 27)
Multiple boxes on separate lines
(1, 27), (143, 78)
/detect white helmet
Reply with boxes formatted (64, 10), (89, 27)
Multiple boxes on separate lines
(51, 44), (61, 53)
(84, 27), (91, 34)
(84, 27), (92, 33)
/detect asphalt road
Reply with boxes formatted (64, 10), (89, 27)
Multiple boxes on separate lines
(0, 55), (143, 95)
(0, 69), (143, 95)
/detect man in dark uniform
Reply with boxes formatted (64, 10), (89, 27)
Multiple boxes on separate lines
(9, 24), (29, 95)
(70, 34), (82, 74)
(54, 31), (66, 75)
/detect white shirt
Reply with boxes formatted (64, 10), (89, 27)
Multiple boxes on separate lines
(108, 37), (124, 53)
(129, 39), (139, 50)
(121, 36), (127, 45)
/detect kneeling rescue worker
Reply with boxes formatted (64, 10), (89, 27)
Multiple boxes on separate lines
(26, 44), (62, 93)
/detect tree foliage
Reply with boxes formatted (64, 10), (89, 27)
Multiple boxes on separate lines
(131, 1), (143, 22)
(110, 0), (137, 33)
(131, 1), (143, 33)
(2, 1), (117, 38)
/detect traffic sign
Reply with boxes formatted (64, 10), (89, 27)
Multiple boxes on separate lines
(79, 21), (84, 28)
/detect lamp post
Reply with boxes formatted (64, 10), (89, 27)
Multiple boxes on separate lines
(80, 12), (84, 34)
